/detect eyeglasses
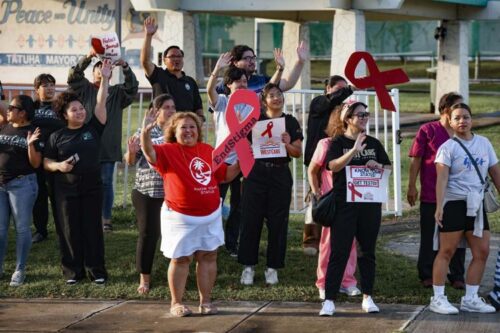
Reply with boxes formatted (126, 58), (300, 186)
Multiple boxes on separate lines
(241, 56), (257, 62)
(266, 93), (283, 99)
(353, 112), (370, 119)
(7, 105), (22, 112)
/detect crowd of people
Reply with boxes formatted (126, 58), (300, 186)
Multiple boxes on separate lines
(0, 17), (499, 318)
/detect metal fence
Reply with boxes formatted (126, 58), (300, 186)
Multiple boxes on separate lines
(3, 86), (402, 216)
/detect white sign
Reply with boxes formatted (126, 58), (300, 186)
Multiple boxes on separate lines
(251, 118), (286, 159)
(91, 32), (121, 62)
(345, 166), (391, 203)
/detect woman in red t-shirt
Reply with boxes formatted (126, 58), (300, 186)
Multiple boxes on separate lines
(140, 111), (240, 317)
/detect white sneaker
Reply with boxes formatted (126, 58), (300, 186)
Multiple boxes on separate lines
(460, 296), (496, 313)
(362, 296), (380, 313)
(303, 247), (318, 256)
(318, 288), (325, 300)
(264, 268), (278, 285)
(240, 266), (255, 285)
(319, 300), (335, 316)
(340, 286), (362, 296)
(429, 295), (459, 315)
(9, 270), (26, 287)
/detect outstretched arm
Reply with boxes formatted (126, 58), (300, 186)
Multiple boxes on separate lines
(269, 48), (285, 85)
(207, 52), (232, 106)
(278, 41), (308, 91)
(94, 59), (112, 124)
(140, 108), (159, 165)
(141, 16), (158, 77)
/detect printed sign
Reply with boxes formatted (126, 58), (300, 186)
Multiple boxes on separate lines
(251, 118), (286, 159)
(345, 166), (391, 203)
(91, 32), (121, 62)
(212, 89), (260, 177)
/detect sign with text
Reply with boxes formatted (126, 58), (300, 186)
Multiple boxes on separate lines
(91, 32), (121, 62)
(212, 89), (260, 177)
(252, 118), (286, 159)
(345, 166), (391, 203)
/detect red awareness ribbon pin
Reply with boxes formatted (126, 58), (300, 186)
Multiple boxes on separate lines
(344, 51), (409, 112)
(261, 121), (274, 138)
(212, 89), (261, 177)
(347, 181), (362, 202)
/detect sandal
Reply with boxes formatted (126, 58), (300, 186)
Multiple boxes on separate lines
(137, 283), (150, 295)
(170, 304), (192, 317)
(199, 303), (218, 315)
(103, 223), (113, 232)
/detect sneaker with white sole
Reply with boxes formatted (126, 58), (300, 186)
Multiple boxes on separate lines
(340, 286), (362, 296)
(318, 288), (325, 300)
(9, 270), (26, 287)
(319, 300), (335, 316)
(240, 266), (255, 285)
(429, 295), (459, 314)
(303, 247), (318, 256)
(362, 296), (380, 313)
(460, 296), (496, 313)
(264, 268), (278, 285)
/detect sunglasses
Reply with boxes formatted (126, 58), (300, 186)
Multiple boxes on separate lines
(353, 112), (370, 119)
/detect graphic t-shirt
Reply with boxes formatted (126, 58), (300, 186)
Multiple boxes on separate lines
(44, 116), (105, 174)
(152, 142), (227, 216)
(435, 134), (498, 195)
(32, 101), (65, 143)
(326, 135), (391, 200)
(408, 120), (450, 203)
(0, 123), (43, 185)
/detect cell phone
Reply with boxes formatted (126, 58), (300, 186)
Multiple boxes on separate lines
(69, 153), (80, 165)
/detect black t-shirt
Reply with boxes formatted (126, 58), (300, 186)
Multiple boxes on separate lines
(32, 101), (65, 143)
(326, 135), (391, 200)
(44, 116), (105, 174)
(0, 123), (43, 185)
(249, 112), (303, 164)
(146, 66), (203, 112)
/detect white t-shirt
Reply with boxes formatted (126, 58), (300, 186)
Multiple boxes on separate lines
(435, 134), (498, 195)
(210, 94), (253, 165)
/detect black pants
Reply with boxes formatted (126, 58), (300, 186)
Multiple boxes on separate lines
(238, 162), (292, 269)
(219, 173), (242, 252)
(418, 202), (465, 282)
(131, 189), (163, 274)
(53, 172), (107, 281)
(325, 200), (381, 300)
(32, 169), (59, 237)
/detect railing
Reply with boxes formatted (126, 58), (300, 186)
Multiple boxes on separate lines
(3, 86), (402, 216)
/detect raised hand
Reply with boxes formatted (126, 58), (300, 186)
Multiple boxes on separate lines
(273, 48), (285, 69)
(144, 16), (158, 36)
(127, 135), (140, 155)
(100, 59), (113, 79)
(214, 52), (232, 72)
(296, 40), (308, 63)
(114, 58), (128, 68)
(142, 107), (158, 133)
(27, 127), (41, 146)
(353, 132), (367, 152)
(88, 46), (97, 58)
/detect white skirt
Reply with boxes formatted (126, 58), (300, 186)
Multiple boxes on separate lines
(160, 202), (224, 259)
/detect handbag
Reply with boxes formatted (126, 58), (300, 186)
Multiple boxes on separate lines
(311, 189), (336, 227)
(453, 138), (500, 213)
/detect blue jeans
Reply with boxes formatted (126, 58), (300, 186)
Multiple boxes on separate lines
(0, 173), (38, 272)
(100, 162), (115, 220)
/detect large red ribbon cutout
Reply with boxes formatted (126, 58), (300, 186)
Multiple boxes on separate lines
(347, 181), (362, 202)
(212, 89), (261, 177)
(344, 51), (409, 112)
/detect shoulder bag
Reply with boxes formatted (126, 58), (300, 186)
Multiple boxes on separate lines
(311, 189), (336, 227)
(453, 138), (500, 213)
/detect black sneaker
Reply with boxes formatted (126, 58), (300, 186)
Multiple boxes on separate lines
(94, 278), (106, 285)
(66, 279), (78, 285)
(32, 233), (47, 244)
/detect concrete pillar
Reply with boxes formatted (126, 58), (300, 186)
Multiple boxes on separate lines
(435, 20), (469, 113)
(162, 10), (202, 83)
(282, 21), (310, 90)
(330, 9), (366, 79)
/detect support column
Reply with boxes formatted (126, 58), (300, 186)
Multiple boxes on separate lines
(435, 20), (469, 113)
(162, 10), (202, 83)
(330, 10), (366, 79)
(282, 21), (310, 90)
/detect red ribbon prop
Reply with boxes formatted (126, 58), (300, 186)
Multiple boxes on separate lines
(344, 51), (409, 112)
(347, 181), (362, 202)
(261, 121), (274, 138)
(91, 38), (106, 54)
(212, 90), (261, 177)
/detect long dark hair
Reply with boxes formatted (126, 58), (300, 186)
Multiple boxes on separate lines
(52, 91), (83, 123)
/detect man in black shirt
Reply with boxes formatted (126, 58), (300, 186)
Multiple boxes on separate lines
(303, 75), (353, 256)
(141, 16), (204, 121)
